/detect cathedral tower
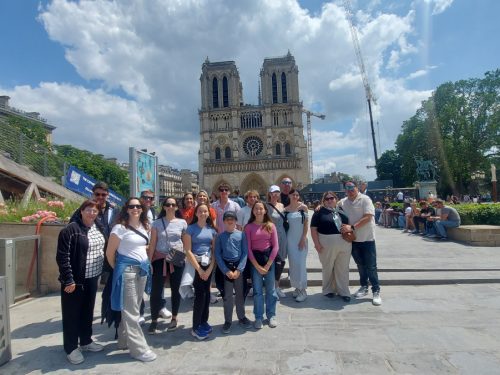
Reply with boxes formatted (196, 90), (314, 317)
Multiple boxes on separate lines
(199, 52), (309, 195)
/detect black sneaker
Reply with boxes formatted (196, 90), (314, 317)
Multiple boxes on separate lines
(148, 321), (158, 335)
(222, 322), (232, 334)
(238, 317), (252, 329)
(342, 296), (351, 303)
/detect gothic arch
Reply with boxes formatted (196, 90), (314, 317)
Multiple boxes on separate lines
(240, 173), (268, 197)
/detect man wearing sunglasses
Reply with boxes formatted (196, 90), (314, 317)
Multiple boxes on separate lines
(212, 183), (240, 234)
(139, 190), (156, 223)
(70, 181), (116, 238)
(280, 178), (293, 207)
(339, 180), (381, 306)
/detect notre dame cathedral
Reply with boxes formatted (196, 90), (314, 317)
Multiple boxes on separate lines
(198, 51), (309, 195)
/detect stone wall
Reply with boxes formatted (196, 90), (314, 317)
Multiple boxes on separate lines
(0, 223), (63, 295)
(448, 225), (500, 247)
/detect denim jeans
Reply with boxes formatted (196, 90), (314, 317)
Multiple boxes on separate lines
(251, 263), (277, 320)
(433, 220), (460, 238)
(351, 241), (380, 293)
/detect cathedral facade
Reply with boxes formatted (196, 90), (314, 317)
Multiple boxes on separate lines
(198, 52), (309, 195)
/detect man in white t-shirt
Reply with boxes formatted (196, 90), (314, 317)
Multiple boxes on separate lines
(339, 180), (381, 306)
(236, 190), (259, 229)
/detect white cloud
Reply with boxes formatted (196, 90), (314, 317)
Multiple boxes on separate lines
(424, 0), (454, 15)
(2, 0), (438, 182)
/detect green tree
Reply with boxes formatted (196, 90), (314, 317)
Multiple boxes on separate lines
(7, 115), (51, 148)
(394, 69), (500, 196)
(55, 145), (129, 196)
(375, 150), (404, 187)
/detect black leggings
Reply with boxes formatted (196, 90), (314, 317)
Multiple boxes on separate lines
(274, 255), (286, 283)
(150, 258), (184, 320)
(192, 264), (212, 329)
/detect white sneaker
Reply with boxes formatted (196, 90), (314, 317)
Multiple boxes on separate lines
(268, 316), (278, 328)
(354, 286), (369, 298)
(80, 342), (103, 352)
(295, 289), (307, 302)
(159, 307), (172, 319)
(134, 349), (157, 362)
(138, 315), (145, 325)
(276, 288), (286, 298)
(67, 348), (84, 364)
(372, 292), (382, 306)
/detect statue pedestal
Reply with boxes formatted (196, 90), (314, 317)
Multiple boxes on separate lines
(418, 180), (437, 200)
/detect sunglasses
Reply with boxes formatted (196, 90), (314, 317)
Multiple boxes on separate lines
(281, 181), (292, 185)
(141, 196), (154, 200)
(164, 203), (177, 207)
(94, 193), (108, 197)
(345, 185), (355, 190)
(128, 204), (142, 209)
(325, 197), (335, 201)
(219, 188), (229, 192)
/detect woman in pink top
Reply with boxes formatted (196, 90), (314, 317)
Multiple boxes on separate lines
(244, 201), (279, 329)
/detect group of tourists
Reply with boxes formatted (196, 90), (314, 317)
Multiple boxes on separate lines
(375, 197), (461, 241)
(56, 178), (381, 365)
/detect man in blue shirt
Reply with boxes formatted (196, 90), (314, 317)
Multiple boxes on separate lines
(215, 211), (252, 333)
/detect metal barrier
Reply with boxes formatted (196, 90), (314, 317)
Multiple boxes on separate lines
(0, 276), (12, 366)
(0, 236), (40, 306)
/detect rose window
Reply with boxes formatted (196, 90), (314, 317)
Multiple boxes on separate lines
(243, 136), (264, 156)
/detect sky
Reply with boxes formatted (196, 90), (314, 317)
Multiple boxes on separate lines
(0, 0), (498, 182)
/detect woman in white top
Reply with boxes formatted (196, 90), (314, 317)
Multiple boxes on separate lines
(148, 197), (188, 334)
(284, 189), (309, 302)
(106, 197), (156, 362)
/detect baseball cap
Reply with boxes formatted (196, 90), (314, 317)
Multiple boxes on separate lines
(269, 185), (280, 193)
(223, 211), (237, 220)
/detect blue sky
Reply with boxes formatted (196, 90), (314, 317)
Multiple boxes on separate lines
(0, 0), (498, 183)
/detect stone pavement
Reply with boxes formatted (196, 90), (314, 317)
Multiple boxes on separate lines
(3, 225), (500, 374)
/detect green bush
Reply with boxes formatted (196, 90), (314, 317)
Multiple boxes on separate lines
(455, 203), (500, 225)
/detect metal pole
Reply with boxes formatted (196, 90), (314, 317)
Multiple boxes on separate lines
(367, 98), (378, 164)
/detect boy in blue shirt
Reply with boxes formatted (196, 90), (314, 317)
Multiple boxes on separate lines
(215, 211), (252, 333)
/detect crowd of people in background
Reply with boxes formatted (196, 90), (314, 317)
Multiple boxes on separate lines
(56, 178), (382, 365)
(374, 195), (461, 241)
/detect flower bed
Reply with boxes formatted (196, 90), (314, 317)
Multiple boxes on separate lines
(0, 198), (81, 224)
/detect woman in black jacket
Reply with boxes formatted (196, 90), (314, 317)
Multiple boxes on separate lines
(56, 199), (106, 364)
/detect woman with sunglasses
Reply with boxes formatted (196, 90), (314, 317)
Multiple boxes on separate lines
(284, 189), (309, 302)
(56, 199), (106, 364)
(106, 198), (156, 362)
(310, 192), (351, 302)
(184, 203), (217, 340)
(177, 192), (195, 223)
(148, 197), (188, 334)
(245, 201), (279, 329)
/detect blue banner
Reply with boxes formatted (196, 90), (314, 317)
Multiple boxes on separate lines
(65, 165), (125, 206)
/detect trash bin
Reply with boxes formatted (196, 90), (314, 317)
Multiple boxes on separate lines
(0, 276), (12, 366)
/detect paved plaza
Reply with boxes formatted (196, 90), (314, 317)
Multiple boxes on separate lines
(3, 225), (500, 374)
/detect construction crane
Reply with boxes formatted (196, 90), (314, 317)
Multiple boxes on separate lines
(343, 0), (379, 165)
(302, 109), (325, 184)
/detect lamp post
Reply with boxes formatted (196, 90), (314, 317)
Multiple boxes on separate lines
(492, 164), (497, 203)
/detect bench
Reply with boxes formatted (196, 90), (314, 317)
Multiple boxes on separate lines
(447, 225), (500, 247)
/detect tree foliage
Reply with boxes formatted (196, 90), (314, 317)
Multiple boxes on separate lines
(7, 115), (51, 148)
(375, 150), (404, 187)
(377, 69), (500, 196)
(55, 144), (130, 196)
